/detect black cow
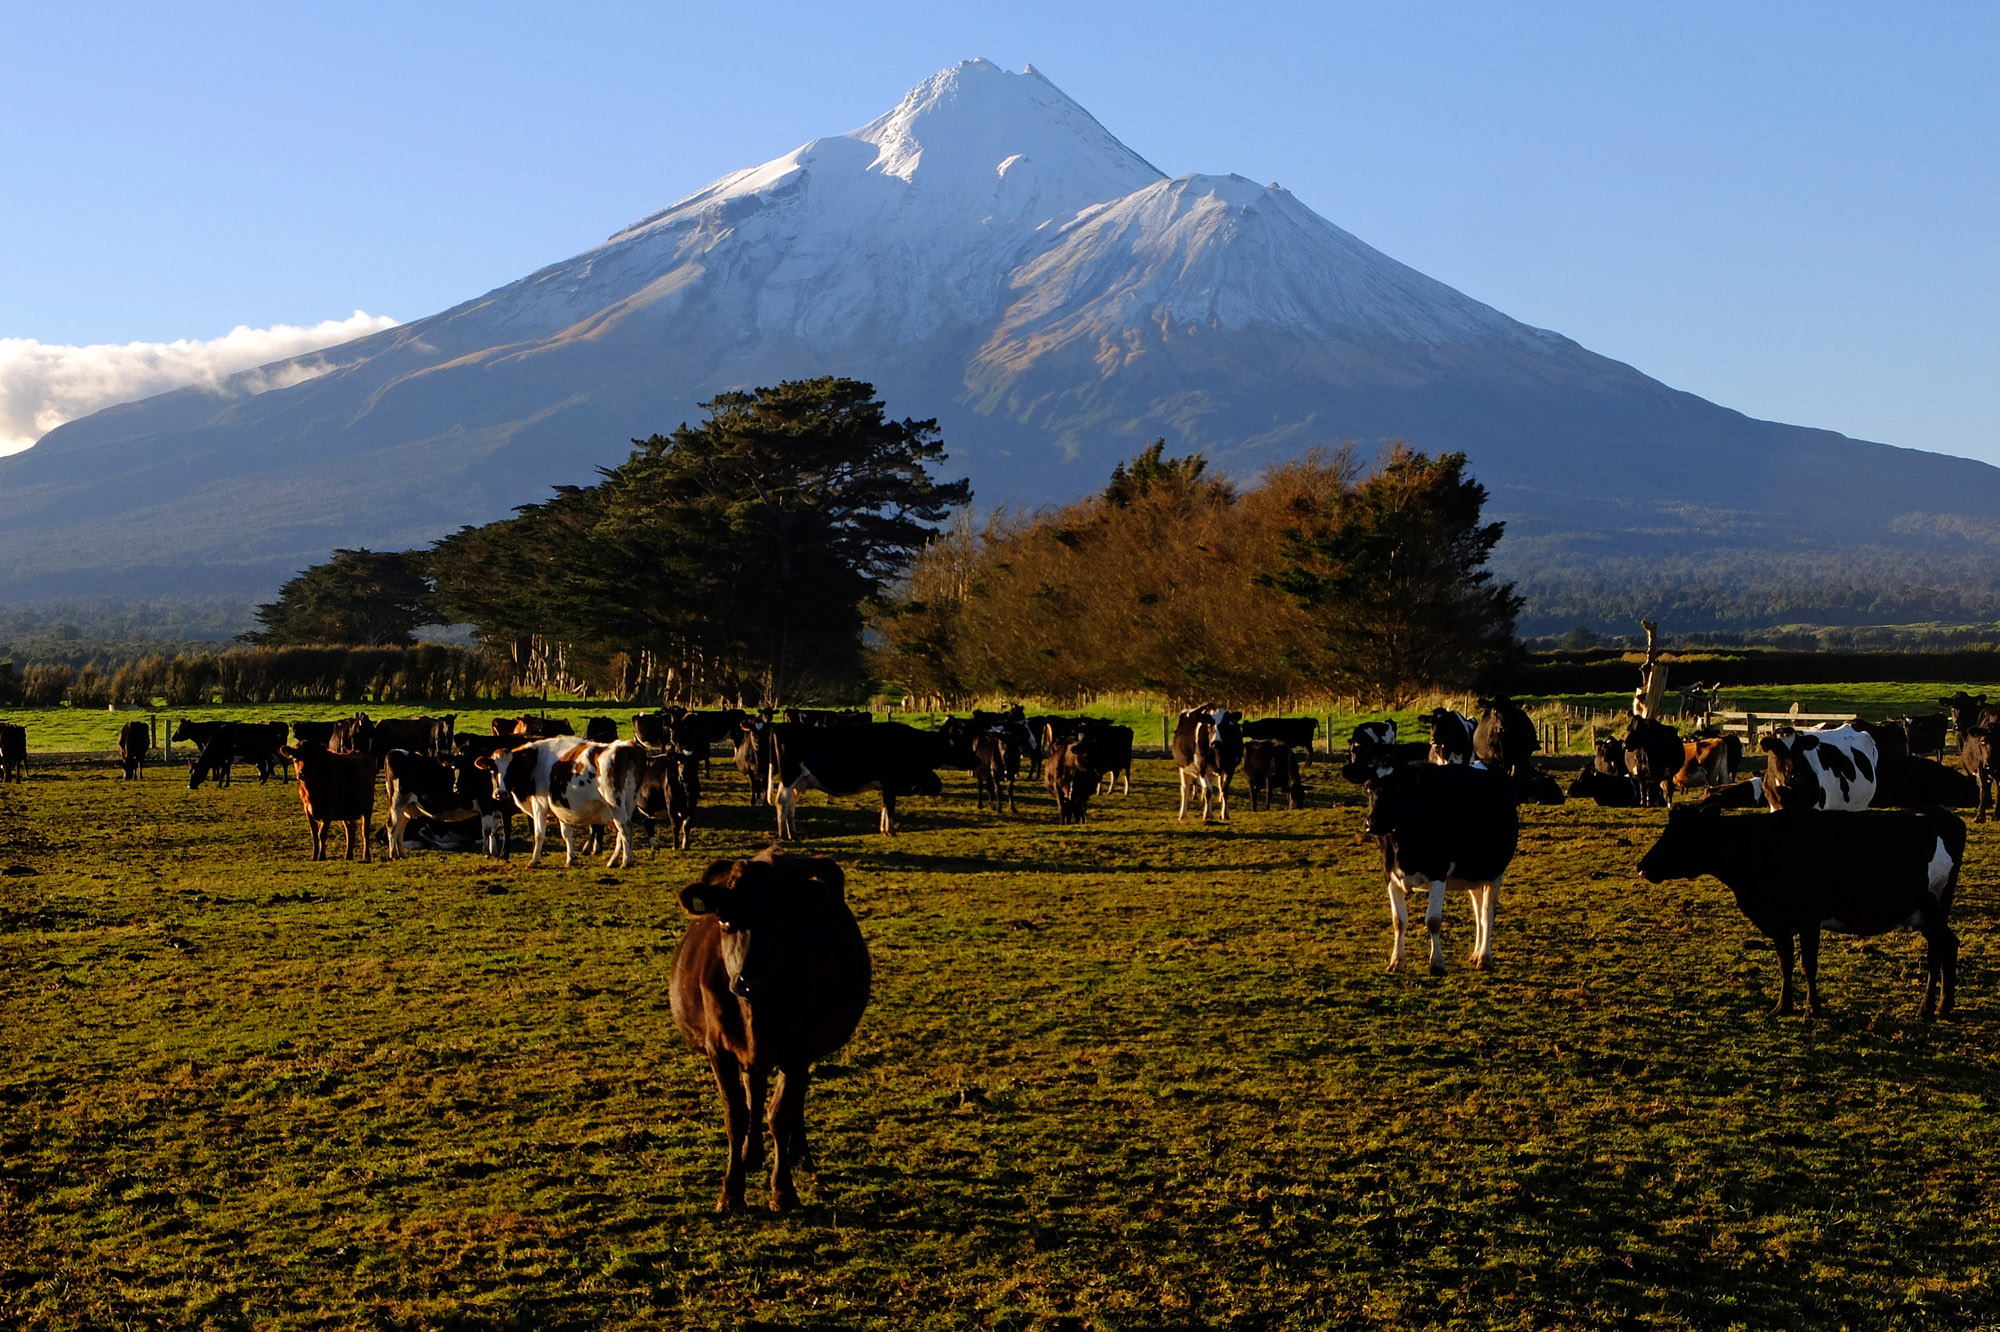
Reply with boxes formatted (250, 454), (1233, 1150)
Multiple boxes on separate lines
(1512, 767), (1566, 806)
(1873, 754), (1981, 809)
(1851, 717), (1909, 760)
(1363, 763), (1518, 974)
(783, 708), (872, 726)
(1593, 736), (1627, 776)
(1622, 715), (1683, 808)
(1940, 692), (2000, 822)
(770, 722), (946, 839)
(672, 709), (751, 769)
(1343, 720), (1428, 784)
(1171, 705), (1242, 822)
(584, 716), (620, 744)
(636, 748), (702, 852)
(1242, 739), (1305, 810)
(185, 721), (289, 788)
(1899, 712), (1948, 762)
(116, 720), (150, 780)
(632, 710), (676, 747)
(0, 723), (23, 782)
(1081, 721), (1134, 796)
(1418, 708), (1478, 765)
(1473, 695), (1540, 778)
(1241, 716), (1318, 764)
(1637, 805), (1964, 1018)
(1567, 767), (1644, 807)
(291, 719), (341, 748)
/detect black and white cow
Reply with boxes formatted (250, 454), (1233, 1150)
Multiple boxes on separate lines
(1900, 712), (1949, 763)
(1637, 805), (1964, 1018)
(769, 722), (946, 839)
(474, 737), (647, 868)
(1171, 705), (1242, 823)
(1363, 763), (1518, 975)
(1759, 725), (1879, 812)
(1418, 708), (1479, 766)
(1693, 777), (1765, 810)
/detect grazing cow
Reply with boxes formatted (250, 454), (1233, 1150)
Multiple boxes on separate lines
(385, 749), (511, 859)
(636, 748), (701, 852)
(276, 745), (377, 862)
(291, 720), (341, 748)
(584, 716), (620, 743)
(1760, 725), (1879, 812)
(0, 722), (26, 782)
(1672, 735), (1742, 791)
(474, 738), (647, 868)
(1567, 767), (1645, 807)
(1242, 739), (1305, 811)
(1241, 716), (1319, 763)
(1419, 708), (1478, 765)
(1363, 763), (1518, 974)
(186, 721), (289, 789)
(769, 722), (946, 839)
(671, 848), (870, 1212)
(1873, 754), (1981, 809)
(1593, 736), (1627, 776)
(1636, 805), (1964, 1018)
(1694, 777), (1766, 810)
(1473, 696), (1540, 778)
(1899, 712), (1948, 762)
(1622, 715), (1683, 808)
(1171, 705), (1242, 823)
(1512, 767), (1566, 806)
(116, 721), (150, 780)
(1044, 731), (1101, 825)
(1940, 692), (2000, 822)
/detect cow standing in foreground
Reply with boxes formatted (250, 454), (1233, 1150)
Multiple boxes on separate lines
(0, 723), (26, 782)
(116, 721), (150, 780)
(1364, 763), (1518, 974)
(277, 745), (377, 861)
(671, 848), (871, 1212)
(1636, 805), (1964, 1018)
(475, 737), (646, 868)
(1172, 705), (1241, 823)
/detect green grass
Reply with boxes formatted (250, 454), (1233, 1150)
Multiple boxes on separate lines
(4, 745), (2000, 1328)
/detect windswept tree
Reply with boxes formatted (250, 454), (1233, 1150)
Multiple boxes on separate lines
(244, 549), (441, 647)
(1267, 446), (1520, 705)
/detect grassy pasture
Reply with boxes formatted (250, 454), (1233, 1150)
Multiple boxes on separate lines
(3, 745), (2000, 1329)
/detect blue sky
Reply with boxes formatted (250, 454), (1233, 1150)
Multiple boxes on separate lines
(2, 1), (1994, 461)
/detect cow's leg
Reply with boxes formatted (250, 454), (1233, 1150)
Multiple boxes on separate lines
(1005, 772), (1016, 815)
(558, 821), (581, 868)
(1771, 933), (1797, 1015)
(1799, 927), (1824, 1017)
(1425, 875), (1449, 975)
(768, 1064), (808, 1212)
(1177, 769), (1192, 821)
(709, 1050), (750, 1211)
(1217, 773), (1230, 823)
(607, 814), (632, 869)
(1980, 770), (1992, 824)
(743, 1065), (768, 1174)
(309, 815), (327, 861)
(676, 814), (691, 853)
(527, 806), (549, 867)
(1385, 868), (1413, 972)
(1463, 876), (1499, 970)
(1939, 923), (1960, 1017)
(388, 805), (410, 859)
(880, 792), (897, 836)
(775, 786), (796, 841)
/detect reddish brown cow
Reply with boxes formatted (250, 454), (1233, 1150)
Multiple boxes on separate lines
(1672, 735), (1742, 791)
(278, 745), (377, 861)
(670, 849), (871, 1212)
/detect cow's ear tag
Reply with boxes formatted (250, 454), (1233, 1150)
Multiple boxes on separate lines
(679, 883), (717, 916)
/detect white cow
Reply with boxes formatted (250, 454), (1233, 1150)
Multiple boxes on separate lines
(474, 737), (646, 867)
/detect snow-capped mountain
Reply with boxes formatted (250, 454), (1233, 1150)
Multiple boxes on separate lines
(5, 58), (2000, 602)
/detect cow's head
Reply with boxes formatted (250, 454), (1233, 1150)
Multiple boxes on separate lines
(679, 850), (848, 1003)
(1758, 732), (1822, 810)
(1942, 693), (1989, 735)
(473, 747), (535, 802)
(1635, 804), (1723, 883)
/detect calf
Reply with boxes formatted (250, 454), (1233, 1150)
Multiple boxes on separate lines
(1940, 692), (2000, 822)
(1671, 735), (1742, 791)
(277, 744), (377, 861)
(769, 722), (945, 839)
(733, 720), (774, 805)
(1512, 766), (1566, 806)
(475, 737), (647, 868)
(1171, 705), (1242, 822)
(385, 749), (510, 859)
(1622, 715), (1683, 808)
(1760, 725), (1879, 811)
(1419, 708), (1478, 765)
(1242, 739), (1305, 810)
(1567, 767), (1644, 807)
(671, 848), (871, 1212)
(1044, 732), (1100, 825)
(1636, 805), (1964, 1018)
(0, 722), (26, 782)
(1363, 763), (1518, 974)
(1473, 695), (1539, 778)
(1240, 716), (1318, 763)
(116, 720), (150, 780)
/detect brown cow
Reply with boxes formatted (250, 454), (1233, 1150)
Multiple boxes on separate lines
(277, 745), (377, 861)
(116, 720), (150, 779)
(1671, 735), (1742, 791)
(670, 849), (871, 1212)
(1044, 732), (1101, 825)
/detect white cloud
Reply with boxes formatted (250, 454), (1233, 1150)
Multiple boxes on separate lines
(0, 311), (400, 456)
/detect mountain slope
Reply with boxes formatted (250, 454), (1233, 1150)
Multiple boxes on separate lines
(5, 57), (1999, 605)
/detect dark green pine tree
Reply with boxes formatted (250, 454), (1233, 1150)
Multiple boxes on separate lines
(244, 549), (442, 647)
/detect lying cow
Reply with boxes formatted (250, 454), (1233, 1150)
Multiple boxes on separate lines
(1636, 805), (1964, 1018)
(385, 750), (510, 859)
(1364, 763), (1518, 974)
(1873, 754), (1980, 809)
(670, 848), (871, 1212)
(475, 737), (647, 868)
(1760, 725), (1879, 811)
(116, 720), (150, 780)
(277, 744), (377, 862)
(1567, 767), (1645, 807)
